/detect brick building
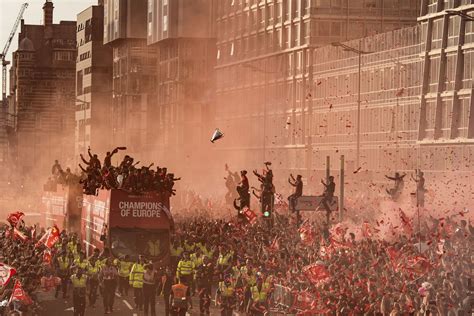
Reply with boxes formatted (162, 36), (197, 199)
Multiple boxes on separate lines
(9, 1), (76, 173)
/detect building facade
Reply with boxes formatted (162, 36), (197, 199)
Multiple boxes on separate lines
(214, 0), (420, 175)
(104, 0), (157, 157)
(9, 1), (76, 173)
(76, 4), (113, 159)
(147, 0), (217, 171)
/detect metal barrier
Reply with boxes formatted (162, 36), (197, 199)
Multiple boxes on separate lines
(270, 285), (317, 315)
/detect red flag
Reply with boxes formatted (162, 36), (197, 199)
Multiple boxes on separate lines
(241, 207), (257, 225)
(7, 211), (25, 227)
(43, 249), (52, 265)
(302, 262), (330, 284)
(45, 225), (60, 248)
(0, 263), (16, 288)
(8, 280), (33, 305)
(36, 225), (60, 249)
(13, 228), (28, 242)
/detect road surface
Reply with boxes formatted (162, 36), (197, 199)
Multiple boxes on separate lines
(38, 290), (224, 316)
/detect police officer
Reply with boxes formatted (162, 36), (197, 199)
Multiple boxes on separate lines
(130, 255), (146, 310)
(170, 279), (192, 316)
(117, 254), (133, 297)
(217, 276), (236, 316)
(87, 256), (100, 307)
(72, 252), (89, 272)
(249, 277), (268, 316)
(71, 268), (88, 316)
(195, 256), (213, 316)
(176, 252), (194, 286)
(55, 251), (71, 299)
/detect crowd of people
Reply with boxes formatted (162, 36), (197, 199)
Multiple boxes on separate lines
(45, 147), (181, 196)
(1, 205), (472, 315)
(2, 160), (473, 316)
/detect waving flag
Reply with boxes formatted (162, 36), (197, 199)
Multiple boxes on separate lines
(8, 280), (33, 305)
(36, 225), (60, 249)
(0, 263), (16, 288)
(7, 211), (25, 227)
(43, 249), (52, 265)
(302, 262), (330, 284)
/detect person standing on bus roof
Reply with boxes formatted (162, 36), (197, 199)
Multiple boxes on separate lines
(130, 255), (146, 311)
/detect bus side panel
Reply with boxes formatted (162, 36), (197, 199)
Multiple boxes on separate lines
(42, 188), (67, 231)
(81, 190), (110, 257)
(65, 184), (83, 234)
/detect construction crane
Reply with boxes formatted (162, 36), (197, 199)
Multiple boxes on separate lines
(1, 3), (28, 109)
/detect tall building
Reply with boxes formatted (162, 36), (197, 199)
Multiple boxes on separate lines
(213, 0), (420, 176)
(9, 1), (76, 173)
(147, 0), (217, 171)
(104, 0), (157, 157)
(76, 4), (113, 159)
(418, 0), (474, 142)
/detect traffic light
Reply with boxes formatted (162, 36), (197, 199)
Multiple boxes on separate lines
(263, 210), (271, 218)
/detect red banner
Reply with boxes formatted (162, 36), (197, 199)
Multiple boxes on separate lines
(8, 280), (33, 305)
(36, 225), (60, 249)
(7, 211), (25, 227)
(0, 263), (16, 288)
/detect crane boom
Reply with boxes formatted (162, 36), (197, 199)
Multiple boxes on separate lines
(1, 3), (29, 108)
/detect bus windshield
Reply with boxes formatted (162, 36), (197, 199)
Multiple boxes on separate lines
(109, 227), (169, 261)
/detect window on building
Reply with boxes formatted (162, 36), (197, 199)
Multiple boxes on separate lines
(77, 70), (83, 96)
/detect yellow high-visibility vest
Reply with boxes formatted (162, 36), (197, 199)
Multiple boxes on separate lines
(251, 286), (267, 302)
(177, 260), (194, 276)
(118, 261), (133, 278)
(71, 274), (87, 288)
(219, 282), (235, 297)
(129, 263), (145, 288)
(58, 257), (70, 270)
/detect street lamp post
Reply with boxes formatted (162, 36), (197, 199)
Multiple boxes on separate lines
(332, 41), (373, 169)
(445, 10), (474, 21)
